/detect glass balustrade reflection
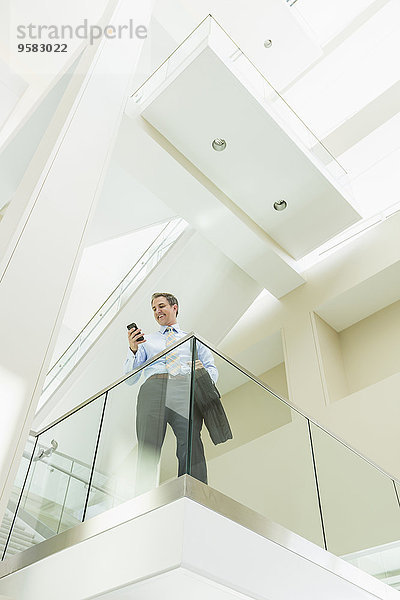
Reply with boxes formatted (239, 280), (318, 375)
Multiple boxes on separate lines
(3, 395), (105, 558)
(4, 333), (400, 593)
(310, 422), (400, 583)
(84, 341), (195, 518)
(0, 436), (36, 559)
(188, 341), (325, 547)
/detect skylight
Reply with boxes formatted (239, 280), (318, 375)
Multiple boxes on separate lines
(285, 1), (400, 138)
(290, 0), (377, 45)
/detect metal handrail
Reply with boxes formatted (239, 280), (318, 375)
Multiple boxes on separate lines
(32, 333), (197, 435)
(23, 439), (97, 473)
(31, 332), (400, 487)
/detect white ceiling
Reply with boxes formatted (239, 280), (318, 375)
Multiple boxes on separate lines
(285, 0), (400, 138)
(124, 0), (400, 283)
(1, 0), (400, 372)
(2, 0), (399, 267)
(56, 222), (166, 334)
(140, 41), (360, 260)
(85, 157), (175, 247)
(152, 0), (324, 90)
(146, 0), (400, 240)
(316, 259), (400, 332)
(289, 0), (378, 46)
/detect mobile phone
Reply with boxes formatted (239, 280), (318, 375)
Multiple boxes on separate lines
(127, 322), (144, 342)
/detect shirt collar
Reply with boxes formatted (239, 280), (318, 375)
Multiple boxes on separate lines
(160, 323), (181, 334)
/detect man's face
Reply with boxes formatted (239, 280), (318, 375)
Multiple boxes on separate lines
(152, 296), (177, 327)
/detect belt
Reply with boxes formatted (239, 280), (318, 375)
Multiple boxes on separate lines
(150, 373), (188, 380)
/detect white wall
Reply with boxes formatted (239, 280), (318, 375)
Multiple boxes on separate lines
(309, 301), (400, 482)
(340, 299), (400, 393)
(220, 212), (400, 481)
(206, 415), (400, 556)
(206, 416), (324, 548)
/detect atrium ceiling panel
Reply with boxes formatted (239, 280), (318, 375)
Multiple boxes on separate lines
(130, 16), (361, 261)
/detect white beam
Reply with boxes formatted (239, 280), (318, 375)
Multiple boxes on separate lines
(122, 116), (305, 298)
(0, 0), (154, 521)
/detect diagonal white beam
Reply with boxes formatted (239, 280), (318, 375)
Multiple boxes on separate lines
(122, 116), (305, 298)
(0, 0), (155, 523)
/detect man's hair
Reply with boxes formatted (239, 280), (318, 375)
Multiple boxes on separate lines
(151, 292), (179, 316)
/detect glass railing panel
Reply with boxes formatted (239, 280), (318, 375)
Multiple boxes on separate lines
(3, 394), (106, 558)
(343, 540), (400, 590)
(189, 340), (325, 547)
(310, 422), (400, 581)
(0, 435), (36, 559)
(396, 481), (400, 509)
(84, 341), (195, 517)
(6, 332), (400, 583)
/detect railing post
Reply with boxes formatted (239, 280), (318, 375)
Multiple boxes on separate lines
(307, 420), (328, 551)
(393, 479), (400, 511)
(187, 337), (197, 478)
(82, 392), (108, 522)
(57, 460), (74, 534)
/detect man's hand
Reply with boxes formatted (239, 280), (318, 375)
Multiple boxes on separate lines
(186, 360), (205, 370)
(128, 328), (146, 354)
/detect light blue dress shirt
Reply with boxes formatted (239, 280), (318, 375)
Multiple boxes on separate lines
(123, 323), (218, 385)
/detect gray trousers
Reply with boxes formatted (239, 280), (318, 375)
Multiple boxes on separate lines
(135, 375), (207, 495)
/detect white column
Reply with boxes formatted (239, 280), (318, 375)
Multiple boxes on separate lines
(0, 0), (154, 519)
(283, 311), (327, 415)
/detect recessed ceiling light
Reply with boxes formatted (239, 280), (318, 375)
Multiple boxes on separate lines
(212, 138), (227, 151)
(273, 200), (287, 211)
(264, 39), (272, 48)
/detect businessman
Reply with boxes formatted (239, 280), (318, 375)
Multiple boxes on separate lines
(124, 292), (218, 494)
